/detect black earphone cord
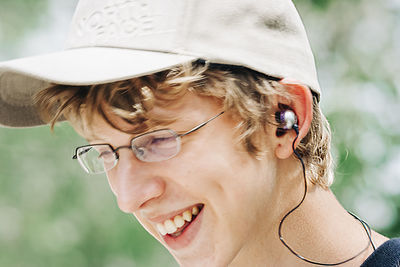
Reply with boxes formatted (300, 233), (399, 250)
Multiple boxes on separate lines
(278, 125), (376, 266)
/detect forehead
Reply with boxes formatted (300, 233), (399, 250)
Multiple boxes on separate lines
(78, 92), (222, 143)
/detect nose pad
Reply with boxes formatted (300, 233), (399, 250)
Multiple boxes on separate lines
(107, 151), (166, 213)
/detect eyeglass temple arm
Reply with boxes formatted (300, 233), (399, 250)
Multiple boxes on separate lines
(179, 111), (225, 137)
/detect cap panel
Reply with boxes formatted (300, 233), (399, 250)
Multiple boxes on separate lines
(66, 0), (186, 52)
(182, 0), (320, 93)
(66, 0), (320, 95)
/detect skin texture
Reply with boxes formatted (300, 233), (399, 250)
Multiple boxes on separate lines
(79, 81), (388, 266)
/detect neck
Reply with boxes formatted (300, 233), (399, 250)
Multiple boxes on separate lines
(273, 186), (374, 266)
(229, 159), (381, 267)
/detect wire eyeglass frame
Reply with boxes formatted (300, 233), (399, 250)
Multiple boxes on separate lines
(72, 111), (224, 174)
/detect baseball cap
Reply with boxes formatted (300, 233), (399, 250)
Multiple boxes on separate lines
(0, 0), (321, 127)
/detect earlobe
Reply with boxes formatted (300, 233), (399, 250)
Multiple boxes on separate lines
(274, 79), (313, 159)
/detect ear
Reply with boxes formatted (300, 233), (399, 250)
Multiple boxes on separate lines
(275, 78), (313, 159)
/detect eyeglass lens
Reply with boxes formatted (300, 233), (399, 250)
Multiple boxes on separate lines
(76, 144), (118, 174)
(131, 129), (180, 162)
(76, 129), (181, 174)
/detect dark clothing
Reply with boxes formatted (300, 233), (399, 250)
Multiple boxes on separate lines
(361, 238), (400, 267)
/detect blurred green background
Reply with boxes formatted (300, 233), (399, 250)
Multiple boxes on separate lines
(0, 0), (399, 266)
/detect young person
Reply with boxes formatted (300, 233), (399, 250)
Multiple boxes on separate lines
(0, 0), (399, 266)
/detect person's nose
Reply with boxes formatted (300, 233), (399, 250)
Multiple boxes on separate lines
(107, 150), (166, 213)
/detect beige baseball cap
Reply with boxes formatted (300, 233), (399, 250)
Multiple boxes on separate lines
(0, 0), (321, 127)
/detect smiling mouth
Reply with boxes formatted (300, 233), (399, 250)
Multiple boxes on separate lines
(156, 204), (204, 238)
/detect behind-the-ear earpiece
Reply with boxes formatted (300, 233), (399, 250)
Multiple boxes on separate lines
(275, 110), (298, 130)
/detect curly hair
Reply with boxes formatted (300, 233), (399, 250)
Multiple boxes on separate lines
(34, 63), (334, 188)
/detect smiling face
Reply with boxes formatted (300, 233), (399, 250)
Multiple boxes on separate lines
(84, 92), (282, 266)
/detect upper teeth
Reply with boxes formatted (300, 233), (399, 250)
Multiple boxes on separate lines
(156, 206), (200, 236)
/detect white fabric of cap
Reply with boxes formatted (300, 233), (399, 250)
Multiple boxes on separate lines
(0, 0), (321, 127)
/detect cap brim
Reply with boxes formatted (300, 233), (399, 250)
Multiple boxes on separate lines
(0, 47), (197, 127)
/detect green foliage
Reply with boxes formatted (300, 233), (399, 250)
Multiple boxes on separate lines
(0, 0), (49, 47)
(1, 0), (400, 266)
(309, 0), (331, 10)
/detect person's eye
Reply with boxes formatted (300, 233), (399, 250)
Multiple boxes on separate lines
(149, 136), (176, 148)
(98, 150), (114, 159)
(150, 136), (170, 145)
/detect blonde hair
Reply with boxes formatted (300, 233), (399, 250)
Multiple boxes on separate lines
(35, 63), (334, 188)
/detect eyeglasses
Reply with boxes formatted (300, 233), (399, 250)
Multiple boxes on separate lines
(72, 111), (224, 174)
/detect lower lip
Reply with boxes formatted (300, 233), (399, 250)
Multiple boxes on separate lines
(162, 207), (204, 250)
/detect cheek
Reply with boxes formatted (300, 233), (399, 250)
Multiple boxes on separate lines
(181, 134), (277, 221)
(182, 132), (275, 193)
(178, 141), (277, 262)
